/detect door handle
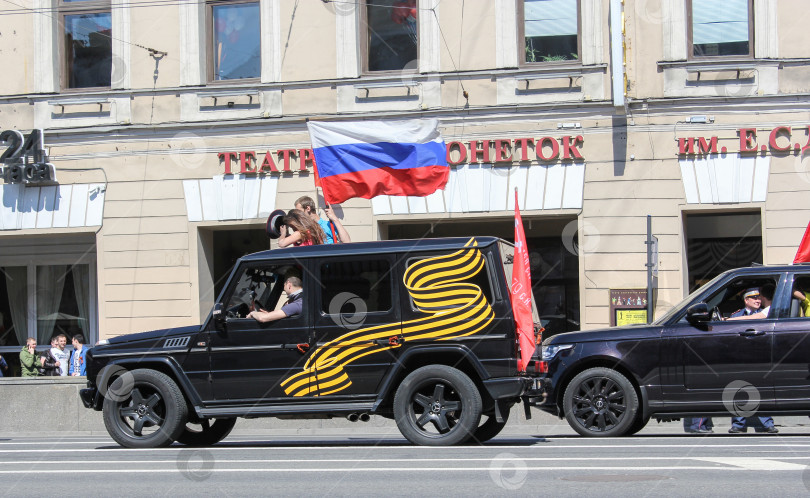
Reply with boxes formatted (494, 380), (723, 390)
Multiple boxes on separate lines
(739, 329), (766, 337)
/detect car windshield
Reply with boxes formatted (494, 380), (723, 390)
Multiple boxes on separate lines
(652, 271), (728, 325)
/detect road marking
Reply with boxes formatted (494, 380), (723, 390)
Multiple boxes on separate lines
(2, 443), (810, 454)
(0, 466), (789, 474)
(3, 456), (810, 465)
(695, 457), (809, 471)
(0, 438), (810, 453)
(3, 455), (810, 470)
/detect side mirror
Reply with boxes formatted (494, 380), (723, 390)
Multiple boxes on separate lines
(686, 302), (710, 325)
(212, 303), (225, 327)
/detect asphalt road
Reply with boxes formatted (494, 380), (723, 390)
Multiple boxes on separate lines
(3, 431), (810, 497)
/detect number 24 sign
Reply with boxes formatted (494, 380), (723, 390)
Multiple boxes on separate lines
(0, 129), (56, 185)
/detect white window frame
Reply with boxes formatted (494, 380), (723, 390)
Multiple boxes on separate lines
(33, 0), (130, 93)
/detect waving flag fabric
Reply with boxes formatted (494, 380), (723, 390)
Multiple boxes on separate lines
(795, 220), (810, 264)
(306, 119), (449, 205)
(512, 190), (536, 372)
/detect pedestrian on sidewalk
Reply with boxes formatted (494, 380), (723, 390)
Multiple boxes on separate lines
(20, 338), (45, 377)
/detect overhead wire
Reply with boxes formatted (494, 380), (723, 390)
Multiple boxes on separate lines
(0, 0), (167, 55)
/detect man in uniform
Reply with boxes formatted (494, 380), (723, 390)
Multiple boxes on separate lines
(726, 286), (779, 433)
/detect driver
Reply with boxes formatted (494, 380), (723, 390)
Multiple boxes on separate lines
(725, 287), (762, 320)
(727, 285), (774, 321)
(247, 276), (303, 323)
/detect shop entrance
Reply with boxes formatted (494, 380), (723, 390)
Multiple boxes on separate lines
(384, 217), (580, 339)
(684, 211), (763, 292)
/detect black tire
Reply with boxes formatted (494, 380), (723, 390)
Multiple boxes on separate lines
(468, 407), (511, 444)
(625, 414), (650, 436)
(393, 365), (482, 446)
(562, 367), (639, 437)
(175, 418), (237, 446)
(102, 369), (188, 448)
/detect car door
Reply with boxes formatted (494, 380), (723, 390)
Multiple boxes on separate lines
(290, 255), (400, 399)
(771, 272), (810, 409)
(660, 273), (781, 412)
(208, 261), (313, 403)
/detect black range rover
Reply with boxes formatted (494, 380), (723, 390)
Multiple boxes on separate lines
(536, 264), (810, 436)
(81, 237), (538, 447)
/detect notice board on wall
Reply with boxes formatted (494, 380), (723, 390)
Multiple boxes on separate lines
(609, 289), (648, 327)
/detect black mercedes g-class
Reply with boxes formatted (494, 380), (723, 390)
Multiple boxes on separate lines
(80, 237), (537, 447)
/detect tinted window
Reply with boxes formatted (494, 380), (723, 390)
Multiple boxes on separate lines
(319, 260), (392, 314)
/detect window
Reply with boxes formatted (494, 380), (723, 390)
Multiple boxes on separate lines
(0, 265), (94, 350)
(60, 0), (112, 88)
(225, 264), (302, 318)
(696, 276), (779, 320)
(520, 0), (580, 63)
(689, 0), (753, 58)
(207, 0), (261, 81)
(365, 0), (418, 72)
(319, 260), (392, 314)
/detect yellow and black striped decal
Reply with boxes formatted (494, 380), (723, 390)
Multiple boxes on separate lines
(280, 238), (494, 397)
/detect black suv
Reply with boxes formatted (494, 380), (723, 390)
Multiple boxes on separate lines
(536, 264), (810, 437)
(80, 237), (536, 447)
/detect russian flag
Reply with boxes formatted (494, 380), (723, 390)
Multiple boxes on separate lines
(306, 119), (449, 205)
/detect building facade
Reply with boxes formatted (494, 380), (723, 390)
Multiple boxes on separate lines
(1, 0), (809, 361)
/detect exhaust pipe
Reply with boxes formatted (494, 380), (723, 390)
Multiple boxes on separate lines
(359, 413), (370, 422)
(346, 413), (359, 422)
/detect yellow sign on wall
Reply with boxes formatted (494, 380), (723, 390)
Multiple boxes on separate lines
(615, 309), (647, 326)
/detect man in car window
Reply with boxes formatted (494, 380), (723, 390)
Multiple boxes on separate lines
(247, 276), (303, 323)
(728, 285), (774, 321)
(727, 287), (762, 319)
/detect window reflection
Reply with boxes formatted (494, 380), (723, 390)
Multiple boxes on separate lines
(212, 2), (261, 81)
(524, 0), (579, 63)
(691, 0), (751, 57)
(65, 12), (112, 88)
(367, 0), (418, 72)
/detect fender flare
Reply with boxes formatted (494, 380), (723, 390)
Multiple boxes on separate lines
(97, 356), (203, 409)
(373, 344), (492, 409)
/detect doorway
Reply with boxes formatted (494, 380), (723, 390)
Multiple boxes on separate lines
(684, 211), (763, 293)
(197, 226), (269, 319)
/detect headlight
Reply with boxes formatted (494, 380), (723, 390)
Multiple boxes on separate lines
(541, 344), (574, 361)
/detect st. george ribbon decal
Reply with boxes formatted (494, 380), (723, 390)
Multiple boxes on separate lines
(281, 238), (494, 397)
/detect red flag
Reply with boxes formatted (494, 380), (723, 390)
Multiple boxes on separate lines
(511, 191), (535, 372)
(795, 220), (810, 264)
